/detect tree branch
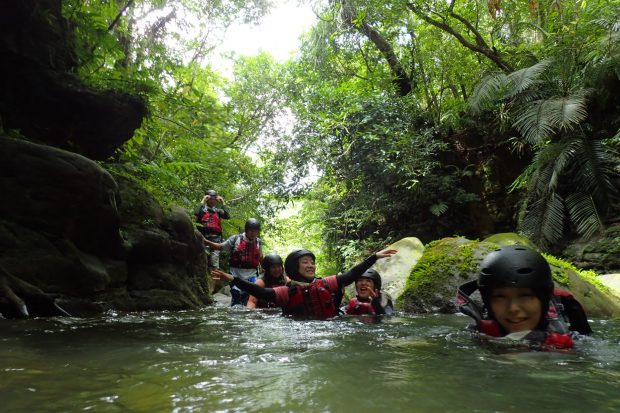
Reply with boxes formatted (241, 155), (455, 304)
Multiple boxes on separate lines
(108, 0), (134, 32)
(340, 1), (413, 96)
(407, 3), (513, 73)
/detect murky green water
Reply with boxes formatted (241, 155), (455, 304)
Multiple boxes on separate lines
(1, 306), (620, 412)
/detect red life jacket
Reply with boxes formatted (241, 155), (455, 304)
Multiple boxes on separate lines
(256, 275), (289, 309)
(230, 235), (261, 269)
(273, 276), (340, 319)
(200, 208), (222, 234)
(345, 297), (376, 315)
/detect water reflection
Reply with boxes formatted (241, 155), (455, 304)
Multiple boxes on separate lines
(1, 310), (619, 412)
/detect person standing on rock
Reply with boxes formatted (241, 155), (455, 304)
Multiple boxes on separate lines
(195, 189), (230, 269)
(204, 218), (263, 306)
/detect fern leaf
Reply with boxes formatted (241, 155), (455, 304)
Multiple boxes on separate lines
(513, 100), (557, 144)
(468, 73), (509, 113)
(505, 59), (553, 99)
(566, 192), (603, 238)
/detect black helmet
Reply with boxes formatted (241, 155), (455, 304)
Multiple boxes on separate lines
(478, 245), (554, 318)
(359, 268), (382, 290)
(284, 248), (316, 281)
(205, 189), (218, 197)
(244, 218), (261, 232)
(262, 253), (283, 270)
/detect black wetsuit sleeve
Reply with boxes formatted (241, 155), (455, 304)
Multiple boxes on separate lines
(194, 205), (204, 221)
(371, 298), (386, 315)
(371, 295), (394, 316)
(561, 295), (593, 335)
(218, 206), (231, 219)
(231, 277), (276, 303)
(335, 254), (378, 288)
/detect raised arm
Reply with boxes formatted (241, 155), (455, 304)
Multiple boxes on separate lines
(336, 248), (397, 288)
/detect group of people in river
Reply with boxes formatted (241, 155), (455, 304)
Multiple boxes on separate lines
(195, 189), (592, 351)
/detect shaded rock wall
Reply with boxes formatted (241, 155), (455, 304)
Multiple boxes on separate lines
(0, 0), (146, 160)
(0, 137), (212, 317)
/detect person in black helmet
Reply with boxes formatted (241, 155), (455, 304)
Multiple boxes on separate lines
(211, 247), (397, 319)
(204, 218), (263, 306)
(344, 269), (394, 316)
(456, 245), (592, 350)
(247, 254), (290, 309)
(195, 189), (230, 269)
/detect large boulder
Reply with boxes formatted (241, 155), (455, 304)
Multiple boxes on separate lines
(398, 233), (620, 317)
(0, 137), (211, 317)
(370, 237), (425, 302)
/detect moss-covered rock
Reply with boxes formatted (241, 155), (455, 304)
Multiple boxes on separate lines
(399, 233), (620, 317)
(562, 223), (620, 272)
(398, 237), (496, 313)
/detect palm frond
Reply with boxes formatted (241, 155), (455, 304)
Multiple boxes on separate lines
(468, 73), (509, 113)
(566, 192), (604, 238)
(505, 59), (553, 99)
(571, 138), (618, 205)
(513, 100), (557, 144)
(546, 92), (589, 132)
(520, 192), (566, 247)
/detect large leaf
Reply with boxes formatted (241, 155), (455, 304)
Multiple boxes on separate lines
(505, 59), (552, 99)
(468, 73), (508, 113)
(566, 192), (604, 238)
(520, 192), (566, 247)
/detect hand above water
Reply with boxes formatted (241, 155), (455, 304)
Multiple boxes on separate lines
(376, 248), (398, 259)
(210, 268), (233, 283)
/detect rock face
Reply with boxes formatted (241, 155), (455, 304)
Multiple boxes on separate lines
(0, 0), (146, 160)
(398, 233), (620, 318)
(370, 237), (425, 301)
(0, 137), (212, 317)
(0, 1), (209, 318)
(562, 224), (620, 273)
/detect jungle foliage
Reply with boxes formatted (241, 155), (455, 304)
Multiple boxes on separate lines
(61, 0), (619, 268)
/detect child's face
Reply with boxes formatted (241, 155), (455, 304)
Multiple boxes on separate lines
(246, 228), (259, 240)
(489, 287), (542, 333)
(268, 264), (284, 278)
(297, 256), (316, 281)
(355, 277), (376, 300)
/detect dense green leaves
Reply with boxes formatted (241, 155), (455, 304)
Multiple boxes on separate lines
(60, 0), (620, 263)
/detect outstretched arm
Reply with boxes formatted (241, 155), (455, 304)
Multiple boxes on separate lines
(203, 237), (223, 250)
(336, 248), (397, 288)
(211, 269), (276, 302)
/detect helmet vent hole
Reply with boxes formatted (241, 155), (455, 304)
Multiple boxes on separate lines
(517, 268), (533, 274)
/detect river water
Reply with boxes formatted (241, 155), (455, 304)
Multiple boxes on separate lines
(2, 306), (620, 413)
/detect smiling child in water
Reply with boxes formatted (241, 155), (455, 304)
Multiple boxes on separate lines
(457, 245), (592, 350)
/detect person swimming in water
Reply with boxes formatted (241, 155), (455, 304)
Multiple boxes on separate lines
(212, 247), (397, 319)
(456, 245), (592, 350)
(343, 269), (394, 316)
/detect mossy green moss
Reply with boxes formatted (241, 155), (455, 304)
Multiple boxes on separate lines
(542, 252), (610, 293)
(399, 238), (497, 311)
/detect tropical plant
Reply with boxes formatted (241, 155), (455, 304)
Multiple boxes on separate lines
(469, 7), (620, 248)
